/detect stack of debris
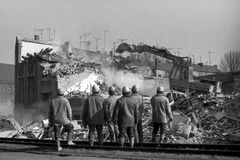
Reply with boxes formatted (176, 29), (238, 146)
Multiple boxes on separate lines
(22, 48), (105, 96)
(142, 94), (240, 144)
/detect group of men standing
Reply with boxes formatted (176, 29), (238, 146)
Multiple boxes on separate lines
(49, 84), (173, 151)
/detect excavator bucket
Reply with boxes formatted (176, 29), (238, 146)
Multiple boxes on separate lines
(116, 43), (134, 53)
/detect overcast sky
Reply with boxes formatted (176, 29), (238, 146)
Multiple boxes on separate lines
(0, 0), (240, 65)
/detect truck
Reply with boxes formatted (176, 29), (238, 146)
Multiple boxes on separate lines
(115, 43), (221, 94)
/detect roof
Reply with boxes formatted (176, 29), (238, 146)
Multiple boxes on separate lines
(192, 64), (220, 73)
(195, 70), (240, 82)
(0, 63), (14, 84)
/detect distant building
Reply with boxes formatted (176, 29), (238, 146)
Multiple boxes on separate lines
(195, 71), (240, 94)
(153, 62), (220, 78)
(192, 64), (220, 77)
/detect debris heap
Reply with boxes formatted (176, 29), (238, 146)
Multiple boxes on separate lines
(142, 94), (240, 144)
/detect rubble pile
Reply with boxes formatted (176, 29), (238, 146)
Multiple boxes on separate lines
(35, 48), (101, 77)
(142, 94), (240, 144)
(22, 48), (105, 96)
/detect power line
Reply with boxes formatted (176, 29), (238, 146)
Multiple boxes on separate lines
(34, 28), (45, 40)
(208, 51), (214, 65)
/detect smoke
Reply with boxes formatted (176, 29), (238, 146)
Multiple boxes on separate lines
(102, 67), (144, 91)
(14, 101), (49, 125)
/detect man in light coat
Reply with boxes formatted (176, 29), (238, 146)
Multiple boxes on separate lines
(112, 86), (139, 148)
(49, 88), (75, 151)
(150, 86), (173, 143)
(131, 85), (144, 143)
(82, 85), (105, 146)
(103, 86), (119, 142)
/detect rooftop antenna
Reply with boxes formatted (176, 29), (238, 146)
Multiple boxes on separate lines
(92, 37), (101, 51)
(34, 28), (45, 40)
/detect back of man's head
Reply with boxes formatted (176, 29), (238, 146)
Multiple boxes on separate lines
(92, 85), (100, 93)
(57, 88), (65, 96)
(108, 86), (115, 95)
(131, 85), (139, 93)
(122, 86), (131, 95)
(156, 86), (164, 94)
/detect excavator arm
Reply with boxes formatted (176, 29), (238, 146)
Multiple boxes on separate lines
(116, 43), (192, 66)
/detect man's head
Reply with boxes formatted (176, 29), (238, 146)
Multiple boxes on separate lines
(157, 86), (164, 94)
(131, 85), (139, 93)
(57, 88), (65, 96)
(92, 85), (100, 93)
(108, 86), (116, 95)
(122, 86), (131, 95)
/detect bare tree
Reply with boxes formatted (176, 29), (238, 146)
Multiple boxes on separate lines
(220, 51), (240, 72)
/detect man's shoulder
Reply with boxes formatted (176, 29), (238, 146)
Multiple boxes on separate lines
(54, 96), (68, 102)
(89, 94), (104, 101)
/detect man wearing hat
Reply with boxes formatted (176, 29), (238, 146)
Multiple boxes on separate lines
(49, 88), (75, 151)
(82, 85), (105, 146)
(112, 86), (139, 148)
(131, 85), (144, 143)
(150, 86), (173, 143)
(103, 86), (119, 142)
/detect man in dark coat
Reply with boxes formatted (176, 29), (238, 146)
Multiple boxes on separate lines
(49, 88), (75, 151)
(150, 86), (173, 143)
(82, 85), (105, 146)
(103, 86), (119, 142)
(131, 85), (144, 143)
(112, 86), (139, 148)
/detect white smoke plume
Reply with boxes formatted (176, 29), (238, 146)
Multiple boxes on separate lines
(102, 67), (144, 92)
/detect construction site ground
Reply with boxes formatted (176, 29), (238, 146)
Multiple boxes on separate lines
(0, 143), (239, 160)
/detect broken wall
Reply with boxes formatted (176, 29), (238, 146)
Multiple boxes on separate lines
(0, 84), (14, 115)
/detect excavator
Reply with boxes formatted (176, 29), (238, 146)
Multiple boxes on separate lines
(116, 43), (221, 94)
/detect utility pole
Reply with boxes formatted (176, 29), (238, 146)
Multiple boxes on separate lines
(53, 29), (56, 41)
(79, 36), (82, 48)
(34, 28), (45, 40)
(81, 32), (91, 50)
(46, 28), (51, 41)
(92, 37), (101, 51)
(103, 30), (108, 52)
(176, 47), (182, 56)
(200, 56), (202, 63)
(208, 51), (213, 65)
(192, 55), (195, 64)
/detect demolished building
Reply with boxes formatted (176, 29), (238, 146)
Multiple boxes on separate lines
(0, 36), (238, 144)
(14, 37), (106, 123)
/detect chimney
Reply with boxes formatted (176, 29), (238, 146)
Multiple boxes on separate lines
(34, 35), (40, 41)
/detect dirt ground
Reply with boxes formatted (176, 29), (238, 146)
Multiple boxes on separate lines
(0, 143), (239, 160)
